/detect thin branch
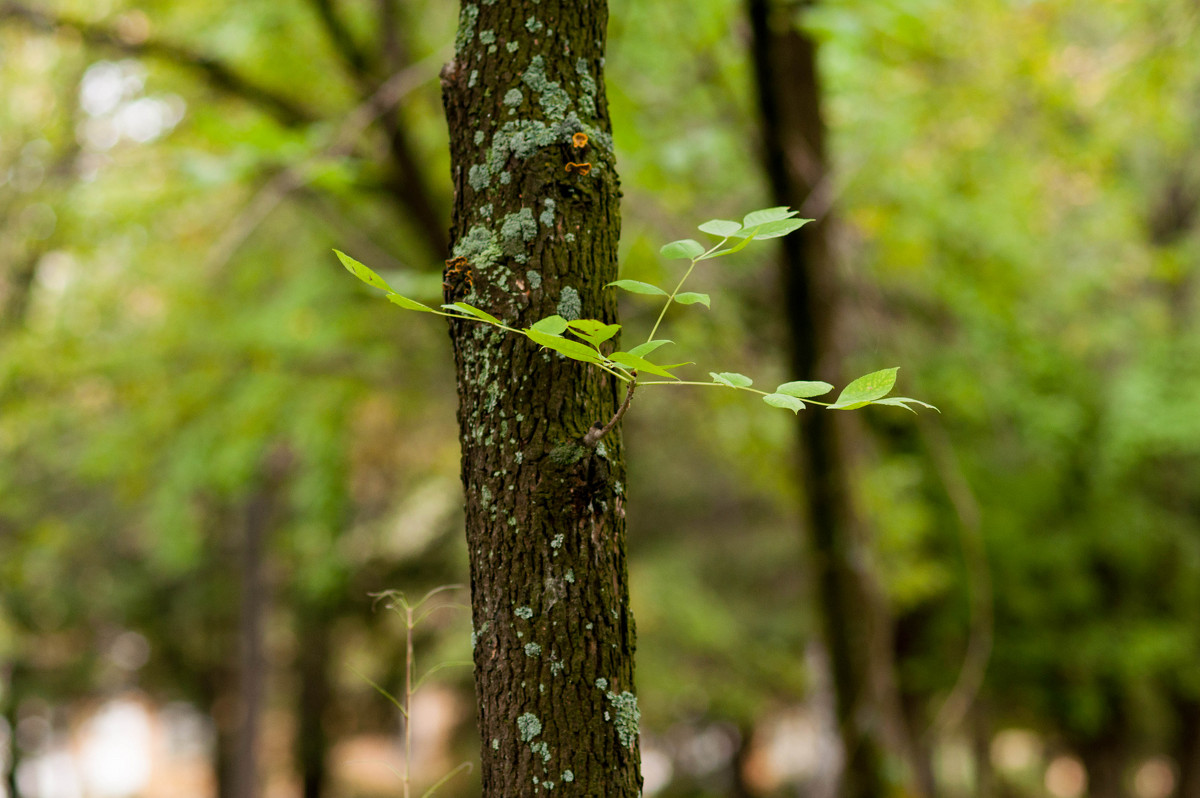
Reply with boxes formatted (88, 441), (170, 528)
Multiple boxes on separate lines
(920, 416), (993, 740)
(0, 1), (317, 127)
(305, 0), (372, 85)
(583, 376), (637, 447)
(204, 47), (447, 274)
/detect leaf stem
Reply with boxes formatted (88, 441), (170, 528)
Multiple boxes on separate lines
(645, 237), (728, 344)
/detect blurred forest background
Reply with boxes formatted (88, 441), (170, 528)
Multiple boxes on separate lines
(3, 0), (1200, 797)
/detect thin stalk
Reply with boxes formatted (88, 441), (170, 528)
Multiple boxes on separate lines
(645, 238), (727, 344)
(403, 603), (414, 798)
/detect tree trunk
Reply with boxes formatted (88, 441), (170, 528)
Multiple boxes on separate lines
(441, 2), (640, 796)
(1174, 695), (1200, 798)
(232, 449), (290, 798)
(1078, 733), (1127, 798)
(295, 606), (334, 798)
(746, 2), (917, 796)
(4, 660), (20, 798)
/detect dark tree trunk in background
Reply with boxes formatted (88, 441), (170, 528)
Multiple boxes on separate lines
(1175, 696), (1200, 798)
(232, 450), (290, 798)
(441, 2), (641, 795)
(747, 2), (918, 796)
(295, 607), (334, 798)
(4, 661), (21, 798)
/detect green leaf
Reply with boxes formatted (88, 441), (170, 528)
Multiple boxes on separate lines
(674, 292), (710, 308)
(829, 367), (900, 410)
(739, 218), (811, 240)
(627, 339), (672, 358)
(775, 380), (833, 398)
(763, 393), (806, 413)
(530, 315), (569, 335)
(335, 249), (392, 292)
(698, 219), (742, 238)
(706, 230), (758, 257)
(567, 319), (621, 345)
(386, 293), (436, 312)
(741, 207), (798, 228)
(442, 302), (502, 325)
(526, 328), (604, 364)
(608, 279), (668, 296)
(709, 371), (754, 388)
(871, 397), (940, 413)
(610, 352), (683, 380)
(660, 239), (706, 260)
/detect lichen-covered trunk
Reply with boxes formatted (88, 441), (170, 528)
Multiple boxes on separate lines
(440, 3), (641, 795)
(747, 2), (917, 796)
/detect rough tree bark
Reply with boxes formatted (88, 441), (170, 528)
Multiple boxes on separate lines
(440, 2), (641, 795)
(746, 2), (919, 796)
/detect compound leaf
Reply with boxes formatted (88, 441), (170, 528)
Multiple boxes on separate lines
(660, 239), (706, 260)
(674, 292), (711, 308)
(775, 380), (833, 398)
(608, 279), (668, 296)
(710, 371), (754, 388)
(763, 393), (806, 413)
(336, 249), (392, 292)
(829, 367), (900, 410)
(386, 293), (436, 312)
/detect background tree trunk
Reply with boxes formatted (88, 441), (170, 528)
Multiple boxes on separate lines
(441, 2), (641, 795)
(746, 2), (918, 796)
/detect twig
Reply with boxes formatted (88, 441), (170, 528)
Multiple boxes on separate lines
(920, 415), (993, 740)
(203, 46), (447, 274)
(583, 375), (636, 447)
(0, 1), (316, 127)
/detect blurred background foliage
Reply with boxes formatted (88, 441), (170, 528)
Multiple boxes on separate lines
(2, 0), (1200, 796)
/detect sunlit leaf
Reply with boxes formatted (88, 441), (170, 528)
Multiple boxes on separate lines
(627, 339), (673, 358)
(710, 371), (753, 388)
(775, 380), (833, 398)
(610, 352), (683, 379)
(741, 207), (797, 228)
(335, 249), (392, 292)
(698, 219), (742, 237)
(763, 393), (806, 413)
(530, 315), (569, 335)
(567, 319), (621, 345)
(608, 279), (668, 296)
(706, 230), (758, 257)
(660, 239), (706, 260)
(738, 218), (810, 240)
(442, 302), (502, 325)
(386, 293), (436, 312)
(674, 292), (710, 308)
(871, 397), (940, 413)
(525, 329), (604, 364)
(829, 367), (899, 410)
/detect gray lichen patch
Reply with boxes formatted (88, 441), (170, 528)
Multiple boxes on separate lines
(500, 208), (538, 255)
(453, 225), (502, 270)
(605, 690), (641, 749)
(469, 163), (491, 191)
(479, 29), (496, 45)
(556, 286), (581, 320)
(539, 198), (556, 227)
(503, 88), (524, 108)
(524, 642), (542, 657)
(455, 5), (480, 53)
(522, 55), (571, 120)
(517, 712), (542, 741)
(525, 269), (542, 290)
(515, 606), (534, 620)
(525, 16), (544, 32)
